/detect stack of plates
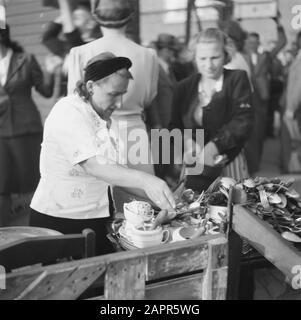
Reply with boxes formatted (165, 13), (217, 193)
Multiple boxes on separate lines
(118, 225), (138, 251)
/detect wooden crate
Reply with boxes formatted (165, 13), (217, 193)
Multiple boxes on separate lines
(0, 234), (228, 300)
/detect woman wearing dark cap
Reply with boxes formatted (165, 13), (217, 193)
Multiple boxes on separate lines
(30, 52), (175, 256)
(67, 0), (160, 212)
(0, 25), (55, 226)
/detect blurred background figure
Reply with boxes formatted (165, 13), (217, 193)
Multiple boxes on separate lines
(149, 34), (197, 182)
(280, 32), (301, 173)
(171, 39), (196, 82)
(154, 33), (178, 85)
(42, 0), (102, 97)
(224, 20), (251, 80)
(244, 13), (286, 171)
(147, 33), (180, 181)
(148, 33), (179, 131)
(223, 20), (259, 176)
(266, 40), (285, 138)
(0, 25), (58, 226)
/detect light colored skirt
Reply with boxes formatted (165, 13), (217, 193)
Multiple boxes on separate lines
(222, 152), (249, 181)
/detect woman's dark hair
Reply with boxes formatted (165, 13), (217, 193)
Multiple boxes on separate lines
(0, 24), (24, 52)
(75, 80), (90, 101)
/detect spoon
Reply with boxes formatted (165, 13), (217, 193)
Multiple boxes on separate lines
(281, 231), (301, 242)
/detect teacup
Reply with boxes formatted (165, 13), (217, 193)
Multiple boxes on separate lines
(129, 226), (170, 248)
(123, 204), (144, 228)
(123, 202), (154, 228)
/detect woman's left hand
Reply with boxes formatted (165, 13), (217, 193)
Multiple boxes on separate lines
(198, 141), (219, 167)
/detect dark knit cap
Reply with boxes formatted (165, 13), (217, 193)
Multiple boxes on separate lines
(84, 52), (132, 82)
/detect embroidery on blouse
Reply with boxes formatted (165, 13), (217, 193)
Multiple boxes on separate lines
(71, 187), (84, 199)
(69, 168), (80, 176)
(73, 150), (80, 158)
(86, 101), (120, 163)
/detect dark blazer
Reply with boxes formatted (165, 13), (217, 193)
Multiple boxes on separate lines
(0, 52), (54, 137)
(170, 68), (254, 164)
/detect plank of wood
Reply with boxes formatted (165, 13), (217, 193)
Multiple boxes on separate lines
(88, 274), (203, 301)
(202, 237), (228, 300)
(24, 264), (106, 300)
(0, 271), (46, 300)
(105, 256), (146, 300)
(232, 204), (301, 284)
(226, 231), (242, 300)
(146, 235), (221, 281)
(5, 263), (106, 300)
(145, 273), (203, 300)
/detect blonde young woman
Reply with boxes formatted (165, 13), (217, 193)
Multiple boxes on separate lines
(170, 28), (254, 190)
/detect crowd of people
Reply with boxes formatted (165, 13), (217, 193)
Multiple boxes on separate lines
(0, 0), (300, 255)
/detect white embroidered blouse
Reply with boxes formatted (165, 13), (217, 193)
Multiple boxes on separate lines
(31, 94), (123, 219)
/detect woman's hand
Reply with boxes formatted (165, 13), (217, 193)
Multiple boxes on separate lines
(141, 174), (176, 211)
(198, 141), (219, 167)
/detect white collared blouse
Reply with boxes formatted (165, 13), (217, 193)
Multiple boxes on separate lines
(194, 73), (224, 126)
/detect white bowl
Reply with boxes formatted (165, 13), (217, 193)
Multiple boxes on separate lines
(129, 226), (170, 248)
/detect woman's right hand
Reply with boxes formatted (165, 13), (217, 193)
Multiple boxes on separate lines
(141, 174), (176, 211)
